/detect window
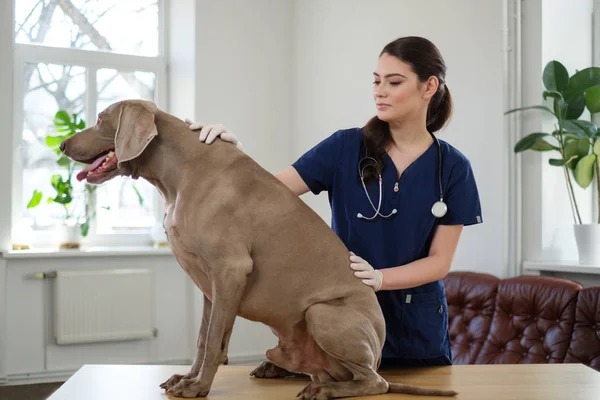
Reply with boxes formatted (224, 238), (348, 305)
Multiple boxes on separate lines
(593, 0), (600, 224)
(13, 0), (166, 247)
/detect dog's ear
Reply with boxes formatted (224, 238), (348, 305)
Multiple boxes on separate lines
(114, 102), (158, 168)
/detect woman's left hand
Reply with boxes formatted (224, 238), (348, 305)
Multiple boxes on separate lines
(349, 252), (383, 291)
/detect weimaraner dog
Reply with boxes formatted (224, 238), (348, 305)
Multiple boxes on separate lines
(60, 99), (457, 399)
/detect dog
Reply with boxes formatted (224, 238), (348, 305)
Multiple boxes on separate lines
(60, 99), (458, 399)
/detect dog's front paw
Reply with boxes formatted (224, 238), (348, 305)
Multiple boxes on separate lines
(159, 373), (190, 391)
(170, 377), (210, 398)
(297, 382), (330, 400)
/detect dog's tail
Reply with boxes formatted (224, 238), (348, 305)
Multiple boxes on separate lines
(387, 381), (458, 397)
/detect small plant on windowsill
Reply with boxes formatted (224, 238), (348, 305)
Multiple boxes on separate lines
(506, 60), (600, 265)
(26, 110), (96, 249)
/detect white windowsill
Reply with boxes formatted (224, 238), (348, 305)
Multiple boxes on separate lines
(523, 260), (600, 275)
(0, 245), (173, 259)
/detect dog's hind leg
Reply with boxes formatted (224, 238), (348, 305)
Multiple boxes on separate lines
(297, 302), (456, 399)
(250, 361), (308, 379)
(296, 302), (389, 400)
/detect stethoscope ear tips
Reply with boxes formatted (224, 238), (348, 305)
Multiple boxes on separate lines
(357, 213), (364, 219)
(391, 209), (397, 214)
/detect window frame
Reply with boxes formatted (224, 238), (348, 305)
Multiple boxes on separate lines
(593, 0), (600, 225)
(12, 0), (168, 248)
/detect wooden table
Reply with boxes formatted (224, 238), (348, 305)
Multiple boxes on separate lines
(47, 363), (600, 399)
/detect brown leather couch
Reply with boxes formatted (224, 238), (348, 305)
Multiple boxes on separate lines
(443, 271), (600, 371)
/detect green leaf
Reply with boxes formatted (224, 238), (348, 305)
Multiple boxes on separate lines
(45, 135), (67, 148)
(543, 91), (563, 101)
(549, 158), (566, 166)
(514, 133), (553, 152)
(563, 93), (586, 119)
(531, 138), (558, 151)
(80, 222), (90, 237)
(543, 61), (569, 93)
(27, 190), (42, 208)
(54, 110), (71, 125)
(504, 105), (555, 116)
(48, 174), (73, 205)
(52, 192), (73, 205)
(47, 197), (54, 204)
(56, 155), (70, 167)
(559, 119), (598, 138)
(594, 140), (600, 157)
(574, 153), (597, 188)
(131, 184), (144, 206)
(564, 138), (590, 169)
(50, 174), (63, 190)
(564, 67), (600, 98)
(585, 85), (600, 113)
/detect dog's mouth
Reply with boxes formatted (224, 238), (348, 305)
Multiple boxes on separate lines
(76, 150), (118, 182)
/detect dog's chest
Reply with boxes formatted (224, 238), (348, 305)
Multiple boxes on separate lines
(163, 208), (213, 300)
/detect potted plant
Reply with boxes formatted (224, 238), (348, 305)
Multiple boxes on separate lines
(26, 110), (96, 249)
(506, 60), (600, 264)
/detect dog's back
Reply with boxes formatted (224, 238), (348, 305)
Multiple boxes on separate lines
(193, 140), (383, 326)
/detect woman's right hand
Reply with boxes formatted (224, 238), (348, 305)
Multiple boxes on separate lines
(185, 118), (243, 150)
(185, 119), (309, 196)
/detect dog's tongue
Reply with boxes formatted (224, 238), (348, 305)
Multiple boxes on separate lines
(76, 153), (108, 181)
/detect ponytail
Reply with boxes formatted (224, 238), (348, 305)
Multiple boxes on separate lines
(426, 84), (453, 133)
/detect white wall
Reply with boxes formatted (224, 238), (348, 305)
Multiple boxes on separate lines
(0, 260), (5, 383)
(521, 0), (595, 262)
(0, 0), (13, 382)
(292, 0), (506, 277)
(189, 0), (294, 176)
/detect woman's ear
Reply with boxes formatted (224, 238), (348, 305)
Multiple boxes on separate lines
(423, 76), (440, 101)
(114, 102), (158, 168)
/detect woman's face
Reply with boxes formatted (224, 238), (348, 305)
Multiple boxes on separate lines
(372, 53), (436, 124)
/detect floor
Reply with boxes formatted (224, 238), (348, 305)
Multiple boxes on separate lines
(0, 382), (63, 400)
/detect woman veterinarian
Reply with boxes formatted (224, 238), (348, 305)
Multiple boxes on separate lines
(188, 36), (482, 369)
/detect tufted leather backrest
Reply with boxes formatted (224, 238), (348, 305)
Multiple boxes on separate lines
(444, 272), (499, 364)
(475, 276), (581, 365)
(444, 272), (598, 369)
(564, 286), (600, 369)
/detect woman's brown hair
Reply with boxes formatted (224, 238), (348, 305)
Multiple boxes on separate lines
(361, 36), (453, 183)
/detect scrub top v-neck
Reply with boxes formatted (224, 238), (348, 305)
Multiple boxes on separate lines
(292, 127), (482, 363)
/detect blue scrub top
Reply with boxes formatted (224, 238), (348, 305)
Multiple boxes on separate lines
(292, 127), (482, 364)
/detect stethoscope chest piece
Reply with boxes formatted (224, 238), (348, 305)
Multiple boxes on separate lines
(431, 200), (447, 218)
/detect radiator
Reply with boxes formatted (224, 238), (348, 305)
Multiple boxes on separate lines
(53, 268), (155, 345)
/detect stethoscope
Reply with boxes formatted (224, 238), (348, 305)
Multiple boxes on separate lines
(356, 131), (447, 220)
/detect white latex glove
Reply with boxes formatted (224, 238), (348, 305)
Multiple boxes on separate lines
(185, 119), (243, 150)
(349, 252), (383, 291)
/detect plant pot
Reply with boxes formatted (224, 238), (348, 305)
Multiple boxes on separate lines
(573, 224), (600, 265)
(57, 223), (82, 250)
(151, 222), (169, 248)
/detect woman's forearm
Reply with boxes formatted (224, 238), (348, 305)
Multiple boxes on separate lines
(275, 167), (310, 196)
(379, 255), (451, 291)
